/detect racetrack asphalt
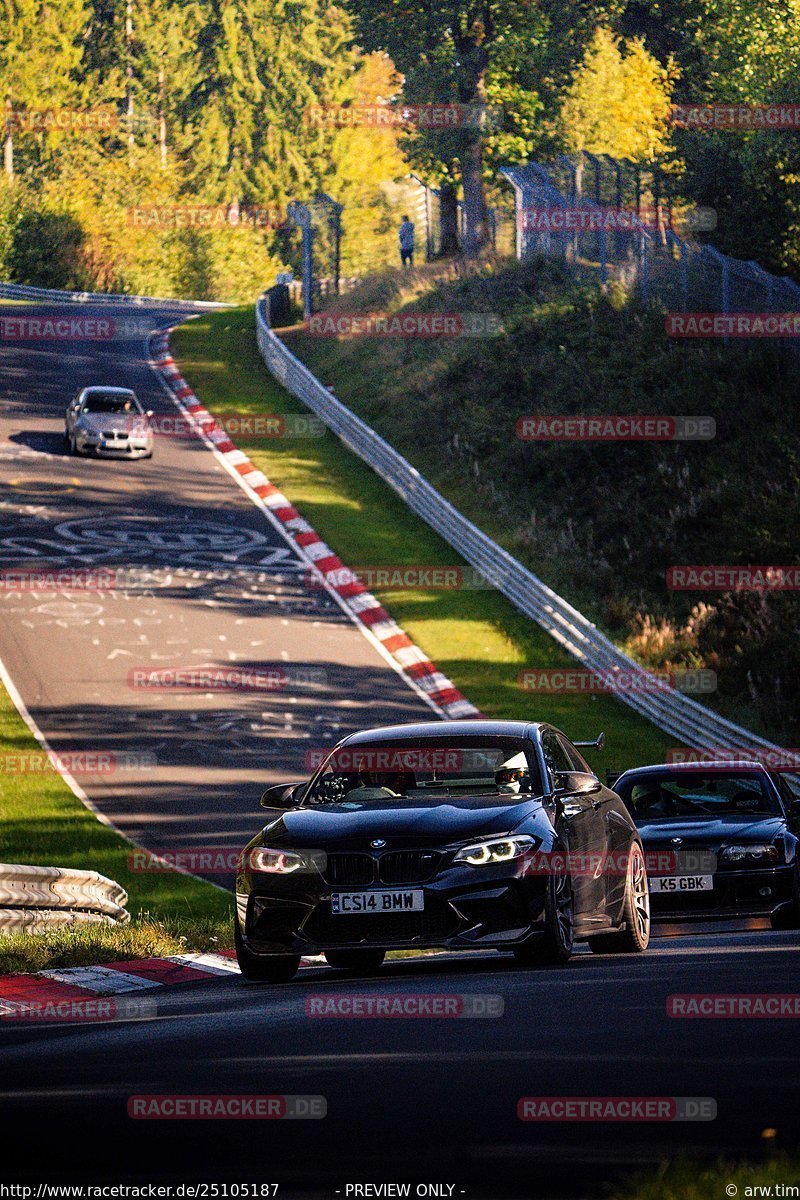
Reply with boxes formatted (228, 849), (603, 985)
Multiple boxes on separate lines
(0, 930), (797, 1191)
(0, 302), (432, 865)
(1, 302), (798, 1194)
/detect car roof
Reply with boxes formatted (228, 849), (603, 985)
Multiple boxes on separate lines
(338, 720), (539, 746)
(615, 761), (771, 780)
(82, 386), (137, 396)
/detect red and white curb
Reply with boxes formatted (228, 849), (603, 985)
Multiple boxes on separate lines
(0, 952), (241, 1021)
(150, 332), (480, 721)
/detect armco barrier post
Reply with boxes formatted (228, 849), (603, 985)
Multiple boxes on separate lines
(265, 284), (291, 327)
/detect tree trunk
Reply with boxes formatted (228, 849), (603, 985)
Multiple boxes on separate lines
(126, 0), (135, 160)
(4, 100), (12, 182)
(438, 182), (459, 256)
(455, 17), (491, 257)
(461, 133), (490, 255)
(158, 65), (167, 169)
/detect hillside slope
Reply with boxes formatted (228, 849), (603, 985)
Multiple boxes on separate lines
(284, 260), (800, 742)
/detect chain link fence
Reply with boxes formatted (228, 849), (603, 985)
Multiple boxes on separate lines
(501, 153), (800, 358)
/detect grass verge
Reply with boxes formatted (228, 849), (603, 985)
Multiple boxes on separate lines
(171, 306), (677, 776)
(282, 259), (800, 742)
(610, 1155), (799, 1200)
(0, 913), (232, 976)
(0, 679), (233, 974)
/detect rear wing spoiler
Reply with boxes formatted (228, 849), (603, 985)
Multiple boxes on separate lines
(574, 732), (605, 752)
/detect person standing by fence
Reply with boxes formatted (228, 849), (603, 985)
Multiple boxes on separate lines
(399, 215), (415, 267)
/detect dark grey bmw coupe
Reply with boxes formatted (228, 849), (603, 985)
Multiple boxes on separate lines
(612, 761), (800, 926)
(234, 720), (650, 981)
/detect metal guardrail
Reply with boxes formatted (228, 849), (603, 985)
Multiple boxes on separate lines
(256, 295), (796, 773)
(0, 864), (129, 933)
(0, 281), (224, 308)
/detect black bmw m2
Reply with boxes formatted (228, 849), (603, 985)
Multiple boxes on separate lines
(234, 720), (650, 982)
(613, 761), (800, 927)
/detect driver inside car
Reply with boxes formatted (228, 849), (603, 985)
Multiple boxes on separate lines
(494, 752), (531, 794)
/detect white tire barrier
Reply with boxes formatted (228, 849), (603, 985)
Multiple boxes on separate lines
(0, 864), (129, 933)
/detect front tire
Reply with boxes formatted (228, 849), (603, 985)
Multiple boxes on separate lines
(588, 841), (650, 954)
(325, 948), (386, 974)
(513, 869), (574, 967)
(234, 922), (300, 983)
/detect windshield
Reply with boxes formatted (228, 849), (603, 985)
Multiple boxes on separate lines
(83, 391), (137, 414)
(618, 772), (782, 819)
(304, 739), (541, 805)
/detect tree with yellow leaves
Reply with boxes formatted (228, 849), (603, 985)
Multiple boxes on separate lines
(558, 26), (676, 161)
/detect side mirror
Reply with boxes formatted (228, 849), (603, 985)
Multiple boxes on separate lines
(553, 771), (602, 797)
(261, 782), (305, 809)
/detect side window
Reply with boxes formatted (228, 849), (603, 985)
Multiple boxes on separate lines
(558, 735), (591, 774)
(773, 773), (798, 814)
(541, 732), (572, 786)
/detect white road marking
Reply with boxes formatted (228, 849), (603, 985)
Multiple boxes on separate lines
(165, 953), (240, 975)
(40, 966), (162, 993)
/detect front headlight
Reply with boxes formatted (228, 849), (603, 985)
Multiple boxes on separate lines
(248, 846), (319, 874)
(720, 843), (781, 866)
(454, 834), (537, 866)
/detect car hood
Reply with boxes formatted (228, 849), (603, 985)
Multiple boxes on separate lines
(637, 813), (785, 848)
(80, 413), (145, 433)
(263, 794), (537, 848)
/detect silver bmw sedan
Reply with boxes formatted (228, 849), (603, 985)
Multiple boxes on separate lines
(65, 386), (154, 459)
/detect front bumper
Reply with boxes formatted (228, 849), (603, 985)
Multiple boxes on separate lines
(649, 864), (794, 921)
(236, 861), (551, 955)
(77, 433), (153, 458)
